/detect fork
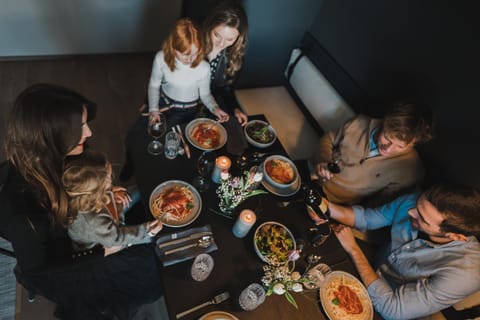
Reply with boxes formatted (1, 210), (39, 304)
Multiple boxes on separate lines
(176, 291), (230, 319)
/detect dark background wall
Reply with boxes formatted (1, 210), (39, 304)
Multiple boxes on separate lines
(308, 0), (480, 188)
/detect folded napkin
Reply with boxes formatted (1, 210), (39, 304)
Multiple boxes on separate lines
(155, 225), (218, 267)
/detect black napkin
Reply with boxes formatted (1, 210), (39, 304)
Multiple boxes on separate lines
(155, 225), (218, 267)
(223, 117), (248, 156)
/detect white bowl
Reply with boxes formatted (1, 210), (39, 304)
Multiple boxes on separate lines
(244, 120), (277, 148)
(261, 155), (299, 189)
(253, 221), (296, 263)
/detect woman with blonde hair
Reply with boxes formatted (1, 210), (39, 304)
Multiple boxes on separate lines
(63, 151), (162, 252)
(148, 17), (228, 125)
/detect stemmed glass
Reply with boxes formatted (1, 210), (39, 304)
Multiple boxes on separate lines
(147, 113), (167, 156)
(192, 151), (215, 192)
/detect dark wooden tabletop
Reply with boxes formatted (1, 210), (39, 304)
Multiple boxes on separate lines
(128, 114), (372, 320)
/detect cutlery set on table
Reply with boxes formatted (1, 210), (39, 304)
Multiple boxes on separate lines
(155, 225), (218, 267)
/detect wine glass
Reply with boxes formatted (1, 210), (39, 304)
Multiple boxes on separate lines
(147, 113), (167, 156)
(192, 151), (215, 192)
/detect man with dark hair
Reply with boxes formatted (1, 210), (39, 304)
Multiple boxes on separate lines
(313, 184), (480, 319)
(312, 101), (434, 205)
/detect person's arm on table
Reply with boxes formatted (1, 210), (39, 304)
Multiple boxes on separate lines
(335, 227), (378, 286)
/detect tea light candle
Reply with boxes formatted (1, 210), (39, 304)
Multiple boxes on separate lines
(211, 156), (231, 183)
(233, 209), (256, 238)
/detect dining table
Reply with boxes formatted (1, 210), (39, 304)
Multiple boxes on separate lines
(126, 114), (381, 320)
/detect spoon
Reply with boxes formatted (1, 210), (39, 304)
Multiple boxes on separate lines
(164, 235), (213, 255)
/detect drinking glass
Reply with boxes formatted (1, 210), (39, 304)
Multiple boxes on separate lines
(191, 151), (215, 192)
(238, 283), (266, 311)
(164, 131), (180, 159)
(147, 113), (167, 156)
(190, 253), (214, 282)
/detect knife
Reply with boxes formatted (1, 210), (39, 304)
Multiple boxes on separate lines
(158, 231), (212, 248)
(176, 124), (191, 159)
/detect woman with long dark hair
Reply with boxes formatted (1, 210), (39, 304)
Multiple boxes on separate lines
(1, 83), (162, 319)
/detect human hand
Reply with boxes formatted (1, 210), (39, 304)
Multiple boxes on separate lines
(112, 186), (131, 209)
(213, 108), (229, 122)
(104, 246), (123, 256)
(316, 162), (334, 181)
(149, 111), (161, 124)
(234, 108), (248, 126)
(334, 225), (360, 255)
(147, 219), (163, 237)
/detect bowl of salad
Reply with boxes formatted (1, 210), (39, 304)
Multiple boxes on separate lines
(244, 120), (277, 148)
(253, 221), (296, 263)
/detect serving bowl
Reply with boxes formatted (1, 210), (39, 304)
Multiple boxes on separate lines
(253, 221), (296, 263)
(244, 120), (277, 148)
(261, 155), (299, 189)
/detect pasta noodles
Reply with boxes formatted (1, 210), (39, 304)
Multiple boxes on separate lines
(191, 123), (220, 149)
(151, 186), (195, 222)
(322, 272), (372, 320)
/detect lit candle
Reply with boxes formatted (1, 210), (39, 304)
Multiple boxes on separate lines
(211, 156), (231, 183)
(233, 209), (257, 238)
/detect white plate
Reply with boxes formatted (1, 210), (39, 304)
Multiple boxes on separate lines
(198, 311), (239, 320)
(319, 271), (373, 320)
(149, 180), (202, 228)
(253, 221), (296, 263)
(260, 162), (301, 197)
(185, 118), (227, 151)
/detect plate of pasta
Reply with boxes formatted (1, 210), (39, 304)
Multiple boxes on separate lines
(320, 271), (373, 320)
(185, 118), (227, 151)
(149, 180), (202, 228)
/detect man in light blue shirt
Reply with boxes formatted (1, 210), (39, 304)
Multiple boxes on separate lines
(324, 184), (480, 320)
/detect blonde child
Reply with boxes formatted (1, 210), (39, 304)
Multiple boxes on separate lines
(148, 17), (229, 126)
(63, 151), (162, 252)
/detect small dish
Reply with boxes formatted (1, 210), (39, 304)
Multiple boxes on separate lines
(253, 221), (296, 263)
(260, 162), (301, 197)
(261, 155), (299, 189)
(244, 120), (277, 148)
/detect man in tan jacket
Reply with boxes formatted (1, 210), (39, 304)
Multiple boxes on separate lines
(312, 101), (434, 206)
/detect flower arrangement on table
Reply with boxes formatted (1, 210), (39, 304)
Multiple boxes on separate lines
(261, 255), (317, 309)
(216, 167), (267, 216)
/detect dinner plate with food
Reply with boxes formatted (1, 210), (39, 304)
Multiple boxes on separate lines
(260, 155), (301, 197)
(319, 271), (373, 320)
(149, 180), (202, 228)
(253, 221), (296, 263)
(244, 119), (277, 148)
(185, 118), (227, 151)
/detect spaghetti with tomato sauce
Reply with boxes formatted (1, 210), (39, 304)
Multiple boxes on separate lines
(152, 186), (194, 222)
(191, 123), (220, 149)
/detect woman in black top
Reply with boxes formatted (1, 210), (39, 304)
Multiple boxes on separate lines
(203, 2), (250, 154)
(1, 84), (162, 319)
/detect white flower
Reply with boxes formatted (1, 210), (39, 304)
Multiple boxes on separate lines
(273, 283), (286, 295)
(253, 172), (263, 182)
(292, 283), (303, 292)
(220, 172), (230, 180)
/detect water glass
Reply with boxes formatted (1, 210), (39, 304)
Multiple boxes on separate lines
(164, 131), (180, 159)
(190, 253), (214, 282)
(238, 283), (266, 311)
